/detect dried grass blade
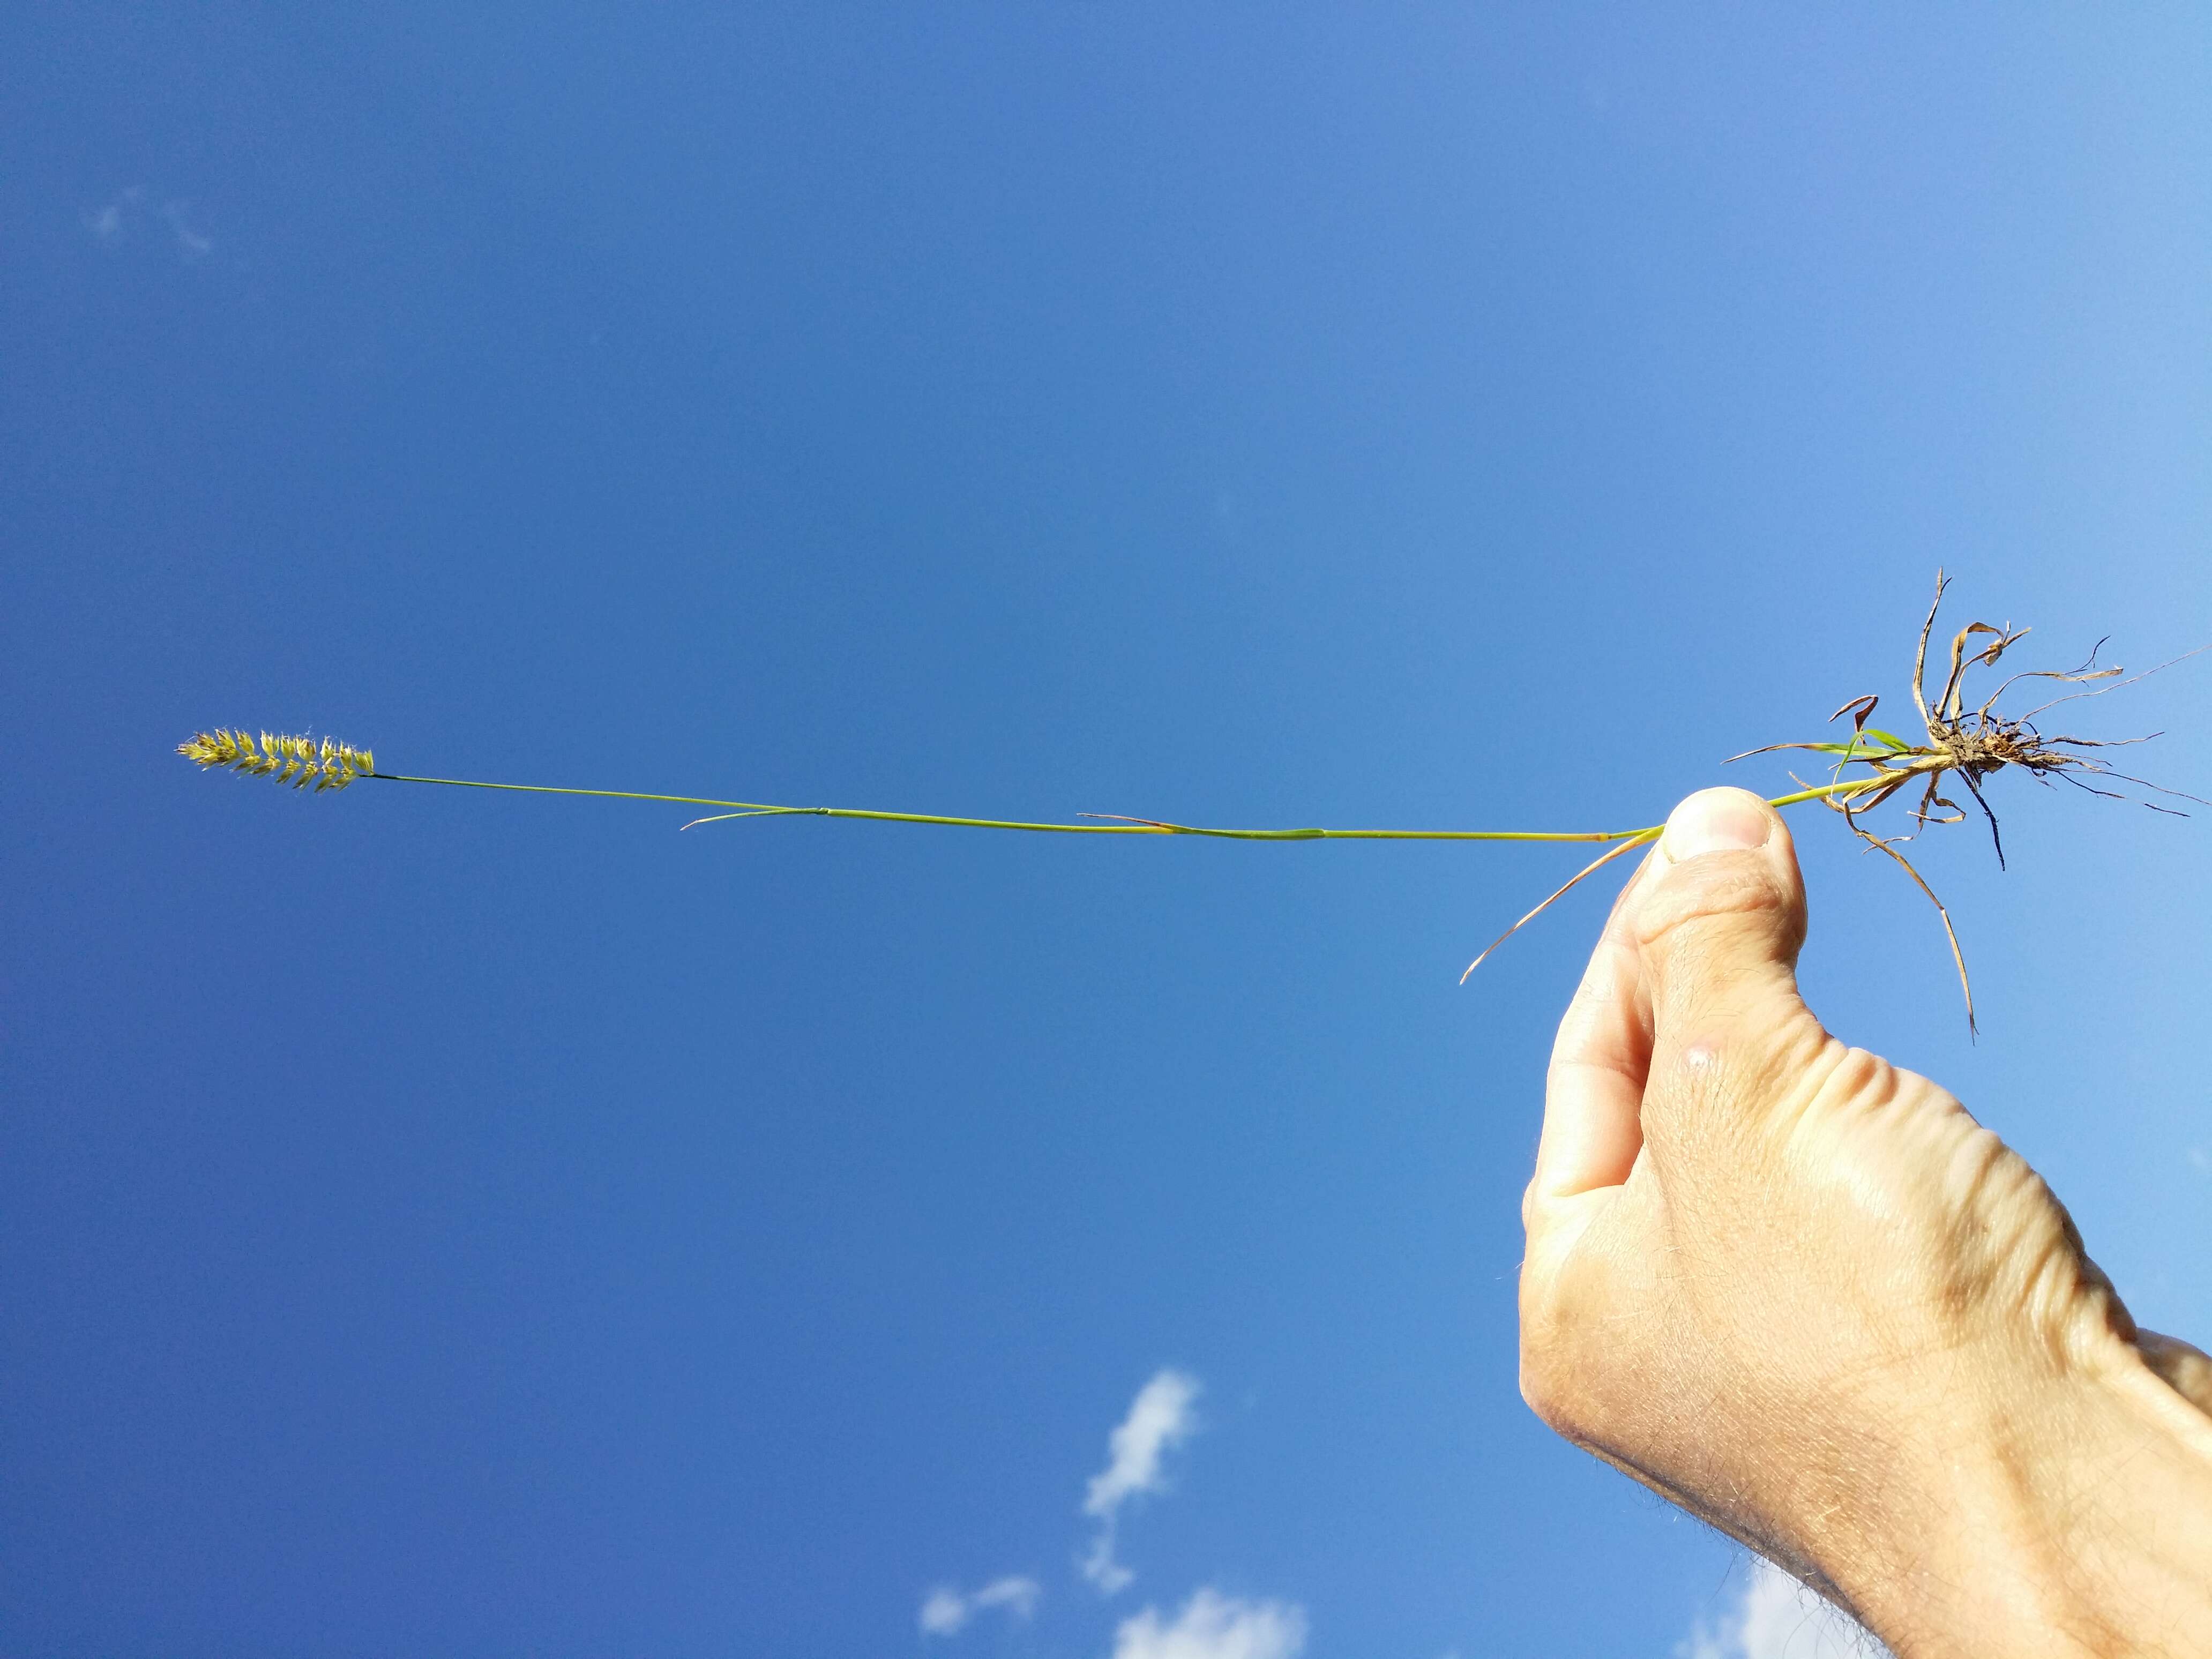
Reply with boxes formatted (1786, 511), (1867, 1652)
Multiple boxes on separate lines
(1458, 831), (1656, 984)
(1911, 571), (1949, 730)
(1862, 836), (1976, 1036)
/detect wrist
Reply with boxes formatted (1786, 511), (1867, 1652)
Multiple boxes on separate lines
(2037, 1349), (2212, 1655)
(1815, 1338), (2212, 1658)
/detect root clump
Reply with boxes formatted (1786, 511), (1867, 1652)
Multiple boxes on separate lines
(1727, 571), (2206, 1030)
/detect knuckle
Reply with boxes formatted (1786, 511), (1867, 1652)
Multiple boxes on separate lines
(2139, 1332), (2212, 1416)
(1515, 1330), (1579, 1433)
(1632, 856), (1801, 960)
(1516, 1335), (1603, 1445)
(1812, 1040), (1888, 1107)
(1516, 1263), (1607, 1440)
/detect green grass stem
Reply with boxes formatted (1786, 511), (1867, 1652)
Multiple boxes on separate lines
(370, 770), (1892, 843)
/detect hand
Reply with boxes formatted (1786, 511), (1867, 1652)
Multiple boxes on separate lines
(1518, 788), (2212, 1657)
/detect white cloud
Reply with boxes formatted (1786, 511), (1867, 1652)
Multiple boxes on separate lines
(163, 199), (213, 259)
(83, 186), (144, 244)
(1081, 1369), (1202, 1593)
(2188, 1146), (2209, 1174)
(918, 1575), (1042, 1638)
(80, 188), (211, 261)
(1676, 1558), (1888, 1659)
(972, 1576), (1043, 1615)
(1082, 1535), (1137, 1596)
(920, 1590), (969, 1636)
(1112, 1588), (1306, 1659)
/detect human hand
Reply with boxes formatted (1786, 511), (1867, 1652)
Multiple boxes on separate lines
(1518, 787), (2212, 1657)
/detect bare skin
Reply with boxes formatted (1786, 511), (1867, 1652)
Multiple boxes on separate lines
(1521, 787), (2212, 1657)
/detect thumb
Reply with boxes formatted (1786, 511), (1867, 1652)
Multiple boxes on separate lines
(1628, 787), (1810, 1036)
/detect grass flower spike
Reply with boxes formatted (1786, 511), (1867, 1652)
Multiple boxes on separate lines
(179, 729), (378, 792)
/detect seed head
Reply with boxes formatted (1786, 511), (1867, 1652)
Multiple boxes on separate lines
(178, 729), (377, 792)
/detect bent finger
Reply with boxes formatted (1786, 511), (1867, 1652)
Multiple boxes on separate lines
(1529, 847), (1658, 1220)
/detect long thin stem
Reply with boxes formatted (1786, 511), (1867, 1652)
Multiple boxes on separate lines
(373, 771), (1893, 843)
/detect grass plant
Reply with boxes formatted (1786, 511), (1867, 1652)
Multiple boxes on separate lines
(179, 575), (2198, 1029)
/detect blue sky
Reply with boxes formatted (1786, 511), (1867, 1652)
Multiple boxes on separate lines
(4, 5), (2209, 1654)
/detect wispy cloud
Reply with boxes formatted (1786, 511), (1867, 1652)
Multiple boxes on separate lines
(1081, 1369), (1202, 1594)
(1112, 1588), (1306, 1659)
(82, 186), (143, 244)
(80, 187), (212, 260)
(1676, 1558), (1888, 1659)
(163, 199), (213, 260)
(2188, 1145), (2209, 1174)
(918, 1575), (1043, 1637)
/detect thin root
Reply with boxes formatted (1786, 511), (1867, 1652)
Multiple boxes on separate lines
(1543, 571), (2206, 1032)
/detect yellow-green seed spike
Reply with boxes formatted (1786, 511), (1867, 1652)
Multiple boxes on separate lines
(179, 730), (378, 794)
